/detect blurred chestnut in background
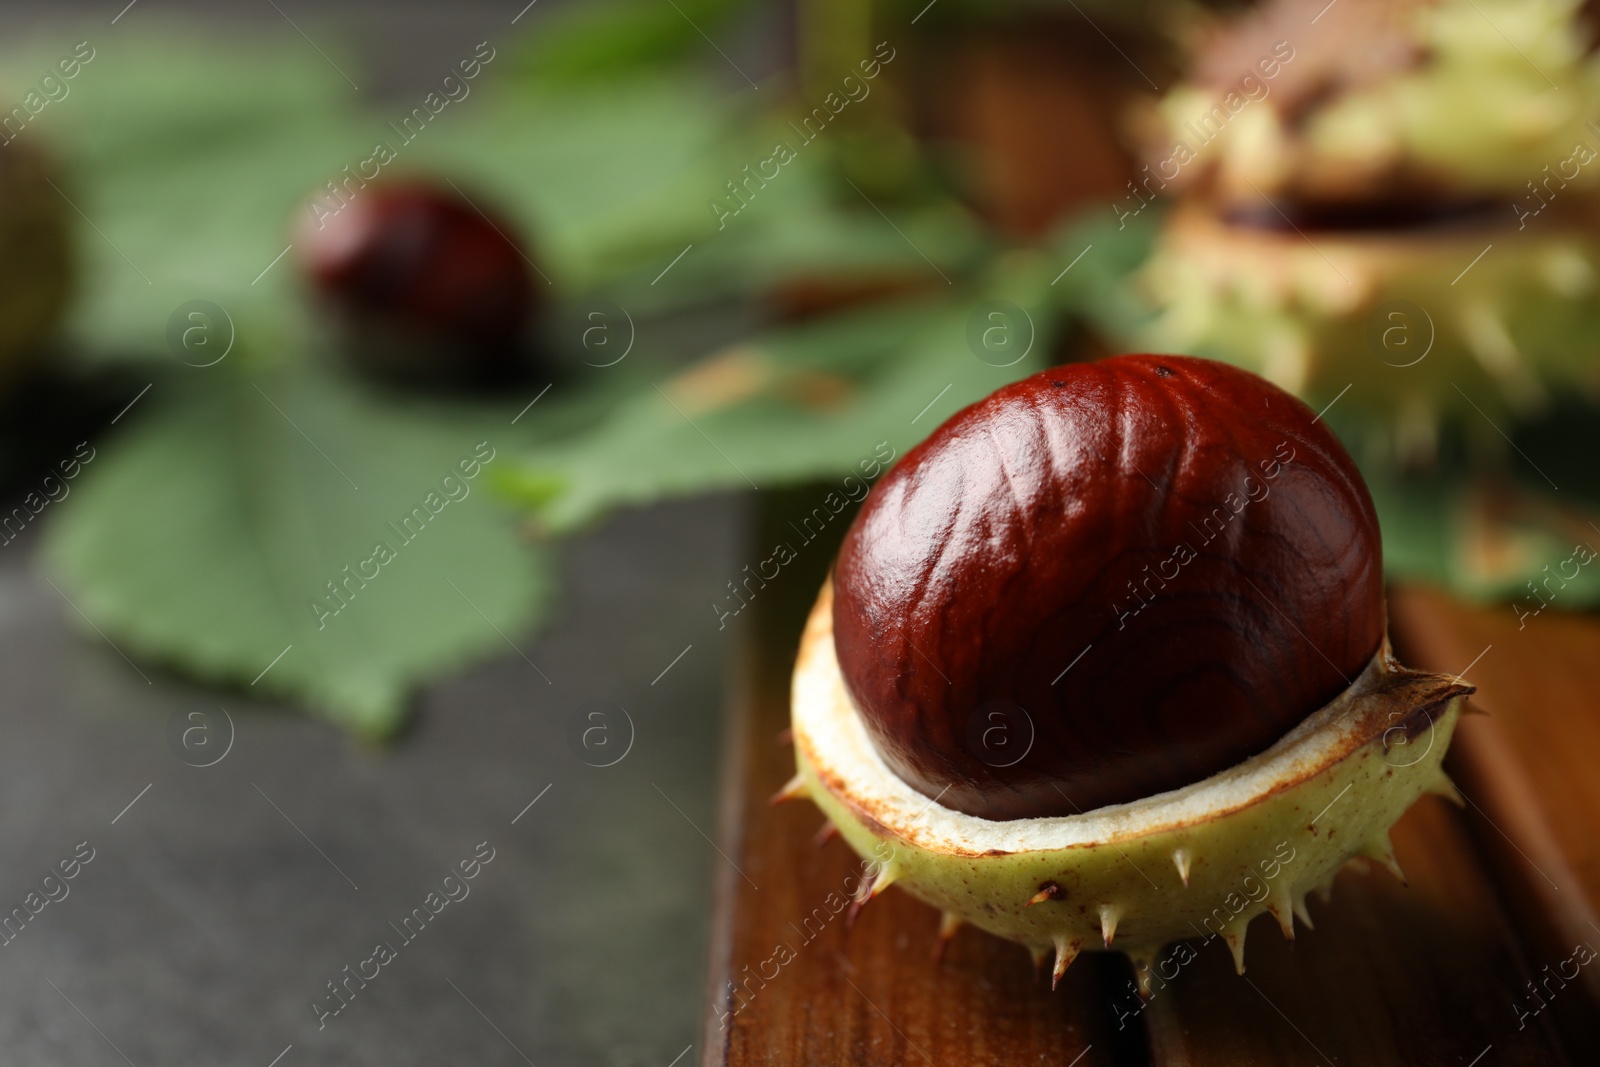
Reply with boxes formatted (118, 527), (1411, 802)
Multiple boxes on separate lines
(296, 178), (541, 387)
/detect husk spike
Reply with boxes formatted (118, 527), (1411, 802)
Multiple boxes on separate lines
(1099, 904), (1121, 948)
(1358, 831), (1407, 885)
(1026, 881), (1063, 907)
(1292, 889), (1315, 931)
(932, 911), (962, 963)
(1425, 770), (1465, 807)
(1127, 950), (1156, 999)
(769, 773), (808, 805)
(1266, 883), (1296, 941)
(1051, 935), (1081, 990)
(1223, 919), (1249, 975)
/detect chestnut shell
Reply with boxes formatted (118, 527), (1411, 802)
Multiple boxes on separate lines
(298, 179), (537, 384)
(832, 355), (1384, 819)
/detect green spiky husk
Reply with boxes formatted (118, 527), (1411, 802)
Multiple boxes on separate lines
(1137, 202), (1600, 459)
(790, 583), (1470, 979)
(1154, 0), (1600, 208)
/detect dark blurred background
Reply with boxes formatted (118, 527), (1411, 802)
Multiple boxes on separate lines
(0, 3), (762, 1065)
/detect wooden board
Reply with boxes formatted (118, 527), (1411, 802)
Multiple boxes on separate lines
(701, 541), (1132, 1067)
(1393, 585), (1600, 1061)
(1141, 798), (1569, 1066)
(703, 543), (1600, 1064)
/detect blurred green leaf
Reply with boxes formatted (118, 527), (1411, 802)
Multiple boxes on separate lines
(24, 35), (362, 361)
(1045, 205), (1162, 340)
(420, 79), (745, 296)
(33, 31), (980, 360)
(1360, 467), (1456, 590)
(429, 84), (989, 306)
(505, 0), (751, 84)
(44, 367), (551, 735)
(497, 285), (1057, 533)
(1366, 463), (1600, 609)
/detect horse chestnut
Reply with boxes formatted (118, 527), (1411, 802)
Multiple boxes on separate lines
(1137, 0), (1600, 464)
(297, 178), (539, 385)
(834, 355), (1383, 818)
(784, 353), (1472, 983)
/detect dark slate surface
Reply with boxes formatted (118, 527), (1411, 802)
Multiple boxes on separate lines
(0, 347), (769, 1065)
(0, 490), (742, 1067)
(0, 3), (783, 1063)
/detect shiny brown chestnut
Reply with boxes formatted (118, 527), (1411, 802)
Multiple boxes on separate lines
(832, 354), (1384, 819)
(296, 178), (539, 385)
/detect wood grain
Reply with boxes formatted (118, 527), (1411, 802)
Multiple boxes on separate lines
(701, 536), (1130, 1066)
(1141, 798), (1570, 1066)
(1392, 584), (1600, 1060)
(702, 502), (1598, 1064)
